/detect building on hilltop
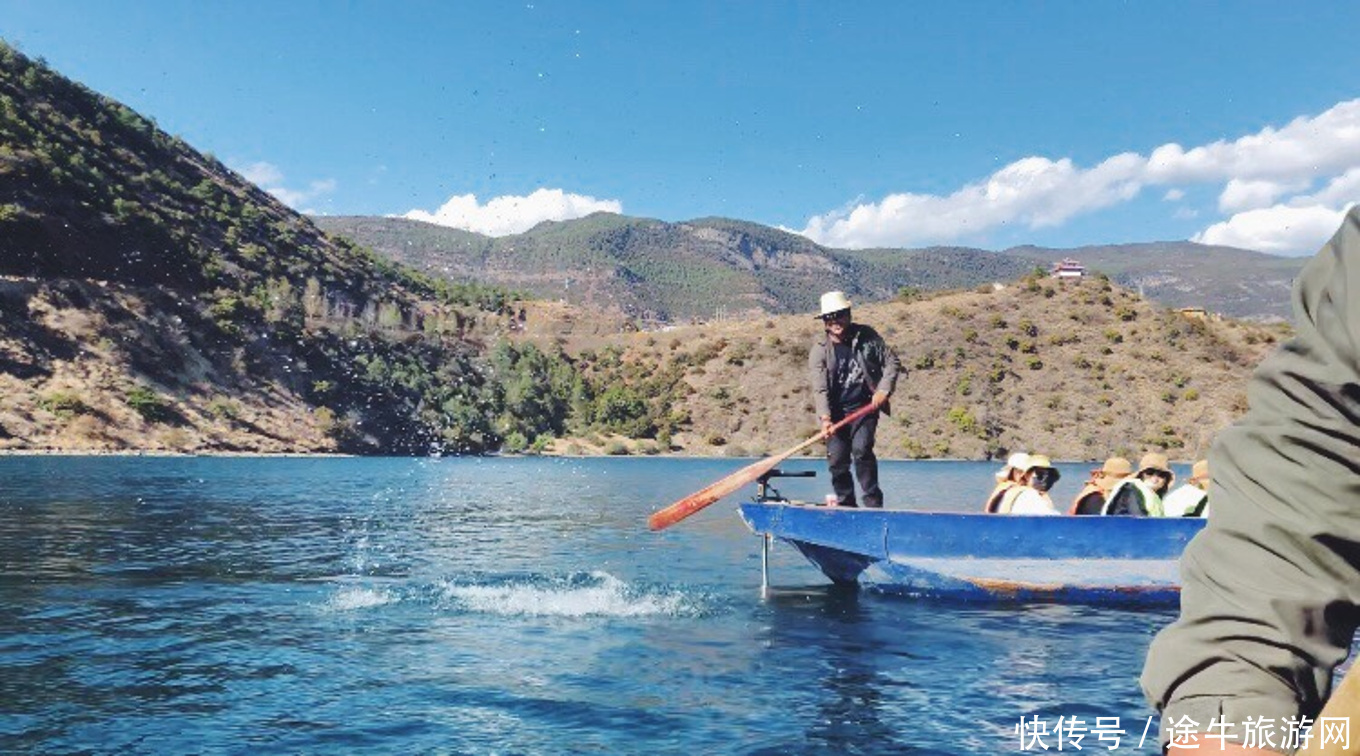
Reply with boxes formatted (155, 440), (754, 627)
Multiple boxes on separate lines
(1051, 258), (1086, 280)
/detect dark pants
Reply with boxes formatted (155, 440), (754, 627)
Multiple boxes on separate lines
(827, 407), (881, 508)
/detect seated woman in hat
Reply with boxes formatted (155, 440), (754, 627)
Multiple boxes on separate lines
(1068, 456), (1133, 515)
(997, 455), (1061, 516)
(983, 452), (1029, 513)
(1102, 452), (1174, 516)
(1162, 459), (1209, 517)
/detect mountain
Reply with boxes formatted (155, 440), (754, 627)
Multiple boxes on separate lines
(315, 215), (1304, 322)
(314, 214), (1039, 322)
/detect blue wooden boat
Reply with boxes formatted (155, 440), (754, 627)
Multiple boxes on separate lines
(738, 473), (1206, 605)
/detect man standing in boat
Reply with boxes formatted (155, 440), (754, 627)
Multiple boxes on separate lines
(808, 291), (902, 508)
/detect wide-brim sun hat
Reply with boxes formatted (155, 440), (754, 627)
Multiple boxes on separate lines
(995, 452), (1030, 479)
(1025, 454), (1061, 482)
(817, 290), (853, 318)
(1189, 459), (1209, 483)
(1100, 457), (1133, 477)
(1137, 452), (1172, 476)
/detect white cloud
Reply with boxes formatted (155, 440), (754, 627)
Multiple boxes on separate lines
(1218, 178), (1303, 214)
(240, 161), (284, 186)
(798, 98), (1360, 254)
(235, 161), (337, 210)
(1304, 167), (1360, 206)
(1193, 204), (1348, 254)
(403, 188), (623, 236)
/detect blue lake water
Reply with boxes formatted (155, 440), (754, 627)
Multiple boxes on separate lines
(0, 456), (1185, 754)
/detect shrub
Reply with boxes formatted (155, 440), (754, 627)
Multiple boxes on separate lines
(956, 372), (973, 396)
(38, 391), (88, 419)
(207, 397), (240, 421)
(1026, 357), (1043, 370)
(900, 438), (927, 458)
(502, 431), (528, 453)
(126, 385), (171, 422)
(946, 406), (978, 434)
(603, 440), (630, 456)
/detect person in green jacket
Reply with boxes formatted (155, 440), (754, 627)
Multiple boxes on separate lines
(1142, 206), (1360, 753)
(808, 291), (901, 508)
(1102, 452), (1173, 516)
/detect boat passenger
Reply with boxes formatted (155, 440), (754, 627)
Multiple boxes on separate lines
(1102, 452), (1173, 516)
(999, 454), (1061, 516)
(983, 452), (1029, 513)
(1069, 456), (1132, 515)
(808, 291), (902, 508)
(1162, 459), (1209, 517)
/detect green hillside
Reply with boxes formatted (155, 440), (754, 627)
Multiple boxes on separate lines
(317, 214), (1300, 322)
(315, 214), (1040, 321)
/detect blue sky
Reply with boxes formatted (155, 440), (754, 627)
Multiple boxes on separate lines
(3, 1), (1359, 255)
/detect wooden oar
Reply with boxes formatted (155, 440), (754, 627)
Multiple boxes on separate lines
(647, 403), (878, 531)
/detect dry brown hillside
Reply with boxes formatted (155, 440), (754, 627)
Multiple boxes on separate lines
(522, 274), (1286, 462)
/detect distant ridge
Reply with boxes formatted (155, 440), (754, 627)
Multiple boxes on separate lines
(316, 215), (1304, 321)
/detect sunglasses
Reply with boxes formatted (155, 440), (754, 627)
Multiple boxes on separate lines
(821, 309), (850, 322)
(1031, 468), (1059, 483)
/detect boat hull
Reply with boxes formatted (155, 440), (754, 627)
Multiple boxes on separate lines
(738, 502), (1205, 605)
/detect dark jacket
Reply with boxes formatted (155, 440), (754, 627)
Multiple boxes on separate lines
(808, 323), (901, 419)
(1141, 206), (1360, 749)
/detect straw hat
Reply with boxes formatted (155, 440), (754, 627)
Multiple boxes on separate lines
(1099, 457), (1133, 477)
(1137, 452), (1172, 476)
(1024, 454), (1061, 483)
(1025, 454), (1056, 471)
(1189, 459), (1209, 483)
(817, 291), (853, 318)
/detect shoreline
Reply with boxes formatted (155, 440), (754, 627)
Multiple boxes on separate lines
(0, 448), (1196, 466)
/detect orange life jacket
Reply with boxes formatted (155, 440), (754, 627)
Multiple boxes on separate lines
(984, 481), (1016, 513)
(996, 485), (1027, 514)
(1069, 480), (1106, 515)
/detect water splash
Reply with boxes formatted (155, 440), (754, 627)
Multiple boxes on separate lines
(326, 585), (396, 611)
(439, 571), (701, 618)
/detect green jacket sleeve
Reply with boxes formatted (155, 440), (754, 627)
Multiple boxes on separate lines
(877, 331), (901, 396)
(809, 339), (831, 420)
(1141, 207), (1360, 751)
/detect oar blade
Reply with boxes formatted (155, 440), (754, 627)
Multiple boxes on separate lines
(646, 404), (871, 532)
(647, 457), (780, 531)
